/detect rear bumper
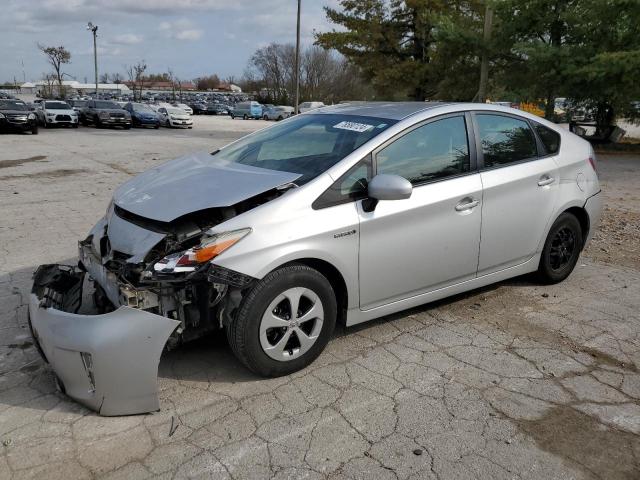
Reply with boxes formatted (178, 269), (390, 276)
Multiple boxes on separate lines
(583, 190), (603, 248)
(29, 265), (179, 416)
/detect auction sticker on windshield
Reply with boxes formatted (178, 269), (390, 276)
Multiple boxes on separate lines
(333, 121), (374, 133)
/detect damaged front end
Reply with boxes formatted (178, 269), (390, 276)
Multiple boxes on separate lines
(28, 158), (297, 415)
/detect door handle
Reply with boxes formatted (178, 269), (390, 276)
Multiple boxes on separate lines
(455, 199), (480, 212)
(538, 176), (555, 186)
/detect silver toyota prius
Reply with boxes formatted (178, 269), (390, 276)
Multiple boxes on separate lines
(29, 102), (602, 415)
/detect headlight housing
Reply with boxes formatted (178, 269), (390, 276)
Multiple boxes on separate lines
(28, 113), (35, 120)
(153, 228), (251, 274)
(0, 113), (4, 119)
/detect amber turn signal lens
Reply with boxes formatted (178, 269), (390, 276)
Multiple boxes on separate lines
(193, 238), (239, 263)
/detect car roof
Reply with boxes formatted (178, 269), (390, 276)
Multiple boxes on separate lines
(313, 101), (451, 120)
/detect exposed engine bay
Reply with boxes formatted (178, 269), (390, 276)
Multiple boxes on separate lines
(77, 186), (293, 348)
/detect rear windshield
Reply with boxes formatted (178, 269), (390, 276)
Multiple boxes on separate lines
(212, 113), (396, 185)
(0, 100), (28, 111)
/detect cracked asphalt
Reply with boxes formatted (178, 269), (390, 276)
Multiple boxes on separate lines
(0, 117), (639, 479)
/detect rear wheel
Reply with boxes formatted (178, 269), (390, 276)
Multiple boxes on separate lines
(226, 264), (336, 377)
(243, 114), (248, 120)
(537, 212), (583, 284)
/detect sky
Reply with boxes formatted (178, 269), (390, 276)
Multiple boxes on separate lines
(0, 0), (341, 84)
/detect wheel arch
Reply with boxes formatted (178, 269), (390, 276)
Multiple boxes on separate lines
(276, 258), (349, 326)
(563, 206), (590, 248)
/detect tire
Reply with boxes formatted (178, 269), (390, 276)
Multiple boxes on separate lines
(226, 264), (337, 377)
(154, 125), (160, 129)
(263, 115), (268, 120)
(124, 125), (131, 130)
(94, 117), (102, 128)
(537, 212), (583, 284)
(243, 114), (248, 120)
(72, 124), (78, 129)
(277, 116), (283, 121)
(31, 126), (38, 135)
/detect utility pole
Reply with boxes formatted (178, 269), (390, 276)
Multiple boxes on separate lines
(87, 22), (99, 96)
(294, 0), (301, 114)
(477, 4), (493, 103)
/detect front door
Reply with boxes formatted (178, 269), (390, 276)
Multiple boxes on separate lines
(358, 114), (482, 310)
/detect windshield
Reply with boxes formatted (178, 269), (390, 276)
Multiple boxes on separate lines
(71, 100), (87, 107)
(45, 102), (70, 109)
(132, 103), (154, 113)
(0, 100), (28, 111)
(94, 101), (120, 109)
(167, 108), (184, 115)
(212, 113), (396, 184)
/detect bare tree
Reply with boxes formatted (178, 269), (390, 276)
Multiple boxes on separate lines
(244, 43), (370, 105)
(38, 44), (71, 98)
(99, 72), (110, 83)
(125, 61), (147, 101)
(111, 73), (123, 84)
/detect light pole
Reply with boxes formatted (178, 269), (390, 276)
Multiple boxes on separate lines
(294, 0), (301, 114)
(87, 22), (99, 96)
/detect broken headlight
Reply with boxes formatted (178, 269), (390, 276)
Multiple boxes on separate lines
(153, 228), (251, 274)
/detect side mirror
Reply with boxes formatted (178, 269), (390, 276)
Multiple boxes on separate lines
(363, 174), (412, 212)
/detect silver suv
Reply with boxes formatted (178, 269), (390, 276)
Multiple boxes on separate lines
(29, 102), (602, 415)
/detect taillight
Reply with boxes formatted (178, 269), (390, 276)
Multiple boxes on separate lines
(588, 156), (597, 172)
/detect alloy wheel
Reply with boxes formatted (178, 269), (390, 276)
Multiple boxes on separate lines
(549, 227), (576, 270)
(259, 287), (324, 361)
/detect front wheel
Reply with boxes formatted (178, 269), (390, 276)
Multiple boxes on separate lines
(537, 212), (583, 284)
(31, 126), (38, 135)
(226, 264), (337, 377)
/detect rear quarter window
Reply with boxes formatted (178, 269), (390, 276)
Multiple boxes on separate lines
(533, 123), (561, 155)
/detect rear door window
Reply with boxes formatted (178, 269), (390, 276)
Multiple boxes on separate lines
(475, 114), (537, 167)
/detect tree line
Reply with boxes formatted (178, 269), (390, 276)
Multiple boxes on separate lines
(314, 0), (640, 130)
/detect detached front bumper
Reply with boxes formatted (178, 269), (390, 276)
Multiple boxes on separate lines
(28, 265), (179, 416)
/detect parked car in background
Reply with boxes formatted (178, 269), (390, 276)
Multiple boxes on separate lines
(80, 100), (132, 129)
(298, 101), (325, 113)
(68, 99), (88, 114)
(173, 103), (193, 115)
(206, 103), (229, 115)
(36, 100), (79, 128)
(0, 99), (38, 134)
(263, 105), (294, 121)
(189, 102), (207, 115)
(232, 101), (263, 119)
(157, 106), (193, 128)
(123, 102), (160, 129)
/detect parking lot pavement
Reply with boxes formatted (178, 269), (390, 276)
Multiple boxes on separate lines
(0, 118), (639, 479)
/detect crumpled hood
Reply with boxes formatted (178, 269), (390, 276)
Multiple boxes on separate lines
(113, 151), (301, 222)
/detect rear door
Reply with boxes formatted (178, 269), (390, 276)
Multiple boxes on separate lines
(473, 112), (559, 275)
